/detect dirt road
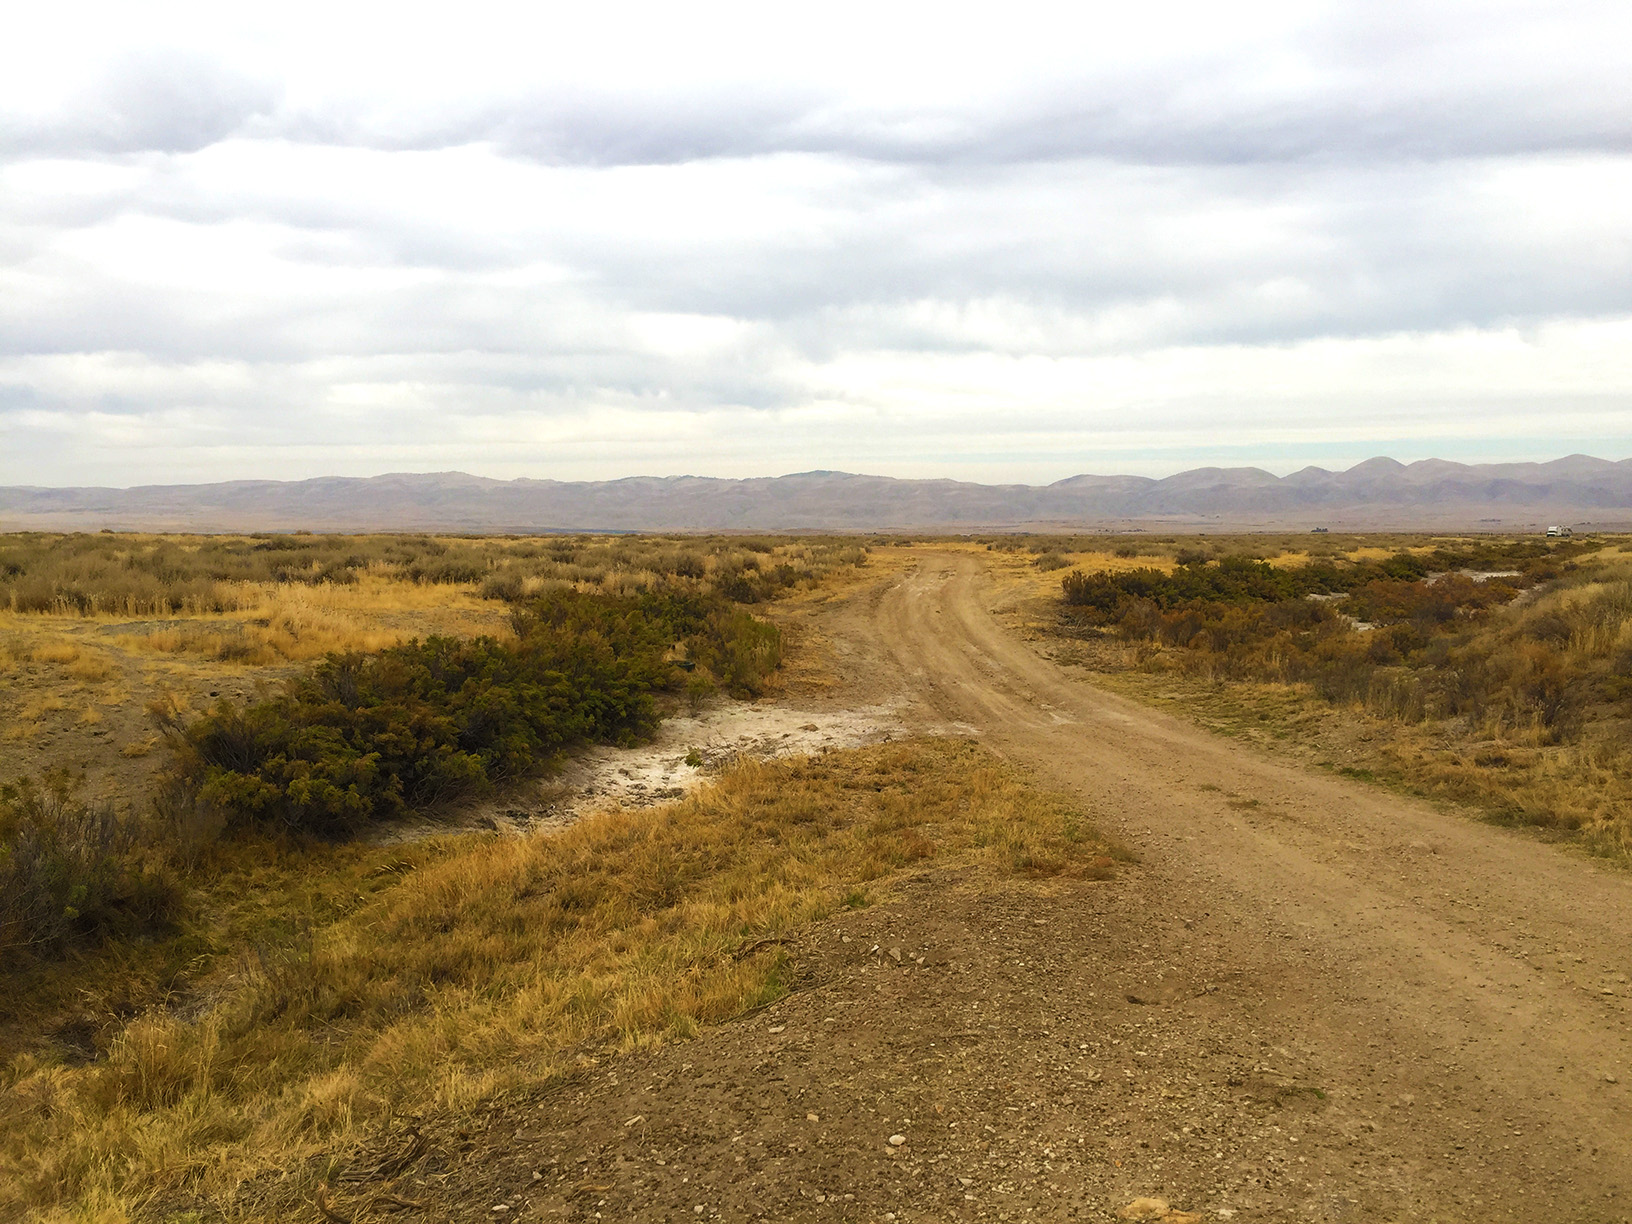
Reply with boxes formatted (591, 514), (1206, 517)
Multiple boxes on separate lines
(870, 554), (1632, 1201)
(434, 554), (1632, 1223)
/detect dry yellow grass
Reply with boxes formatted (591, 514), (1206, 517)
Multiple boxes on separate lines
(3, 530), (866, 797)
(0, 533), (872, 786)
(1098, 664), (1632, 857)
(961, 536), (1467, 610)
(1343, 544), (1437, 561)
(66, 651), (114, 684)
(31, 640), (81, 666)
(12, 693), (68, 725)
(0, 737), (1118, 1222)
(1388, 732), (1632, 847)
(127, 578), (511, 665)
(1024, 534), (1632, 857)
(944, 543), (1179, 610)
(1266, 550), (1312, 568)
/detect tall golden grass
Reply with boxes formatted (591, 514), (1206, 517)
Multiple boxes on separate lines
(0, 737), (1116, 1222)
(129, 579), (506, 665)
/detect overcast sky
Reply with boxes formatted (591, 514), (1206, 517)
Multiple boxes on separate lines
(2, 1), (1629, 487)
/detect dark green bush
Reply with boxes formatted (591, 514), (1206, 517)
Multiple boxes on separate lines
(1062, 555), (1308, 613)
(166, 589), (782, 836)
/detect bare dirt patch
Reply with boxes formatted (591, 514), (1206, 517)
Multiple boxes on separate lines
(390, 699), (908, 841)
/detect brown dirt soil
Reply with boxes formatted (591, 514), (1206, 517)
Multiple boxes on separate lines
(301, 551), (1632, 1224)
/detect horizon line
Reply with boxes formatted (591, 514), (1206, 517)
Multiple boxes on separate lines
(5, 452), (1630, 494)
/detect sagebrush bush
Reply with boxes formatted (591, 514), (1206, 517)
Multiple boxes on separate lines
(165, 589), (782, 836)
(0, 778), (180, 969)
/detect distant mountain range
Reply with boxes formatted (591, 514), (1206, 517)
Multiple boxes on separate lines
(4, 456), (1631, 533)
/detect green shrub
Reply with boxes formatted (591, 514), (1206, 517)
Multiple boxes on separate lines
(166, 589), (782, 836)
(0, 778), (180, 969)
(691, 606), (782, 696)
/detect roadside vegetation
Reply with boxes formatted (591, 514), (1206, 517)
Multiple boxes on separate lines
(0, 536), (861, 680)
(1046, 534), (1632, 855)
(0, 778), (182, 971)
(0, 529), (888, 1220)
(13, 523), (1632, 1220)
(0, 530), (872, 616)
(0, 737), (1117, 1222)
(2, 533), (858, 959)
(0, 534), (866, 813)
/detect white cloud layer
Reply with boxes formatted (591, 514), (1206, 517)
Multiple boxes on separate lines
(2, 0), (1630, 485)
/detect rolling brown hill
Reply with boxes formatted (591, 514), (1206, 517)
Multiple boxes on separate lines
(3, 456), (1630, 533)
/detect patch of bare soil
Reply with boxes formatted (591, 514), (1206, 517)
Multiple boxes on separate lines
(380, 699), (906, 843)
(549, 700), (903, 811)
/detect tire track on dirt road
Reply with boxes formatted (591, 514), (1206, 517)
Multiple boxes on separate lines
(854, 553), (1632, 1211)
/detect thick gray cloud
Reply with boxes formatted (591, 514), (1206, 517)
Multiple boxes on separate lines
(1, 1), (1630, 486)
